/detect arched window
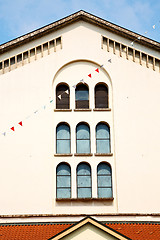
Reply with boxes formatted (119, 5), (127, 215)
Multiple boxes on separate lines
(96, 123), (110, 153)
(97, 163), (112, 198)
(56, 84), (70, 109)
(56, 163), (71, 199)
(56, 123), (70, 154)
(95, 84), (108, 108)
(75, 84), (89, 109)
(77, 163), (91, 198)
(76, 123), (90, 154)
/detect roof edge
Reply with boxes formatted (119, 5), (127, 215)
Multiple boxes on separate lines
(0, 10), (160, 54)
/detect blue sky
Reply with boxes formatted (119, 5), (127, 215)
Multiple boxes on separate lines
(0, 0), (160, 45)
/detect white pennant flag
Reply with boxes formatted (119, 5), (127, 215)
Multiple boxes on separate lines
(80, 79), (85, 84)
(65, 90), (69, 94)
(72, 85), (76, 89)
(153, 25), (156, 29)
(58, 95), (61, 100)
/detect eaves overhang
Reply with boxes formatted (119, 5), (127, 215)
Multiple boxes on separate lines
(0, 10), (160, 54)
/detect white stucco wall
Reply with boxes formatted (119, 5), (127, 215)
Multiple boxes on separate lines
(0, 20), (160, 217)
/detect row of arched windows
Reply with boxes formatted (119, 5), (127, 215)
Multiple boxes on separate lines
(56, 83), (109, 109)
(56, 162), (112, 199)
(56, 122), (111, 154)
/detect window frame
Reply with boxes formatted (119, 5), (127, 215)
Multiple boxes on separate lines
(97, 162), (112, 199)
(96, 122), (111, 154)
(76, 122), (91, 154)
(56, 122), (71, 154)
(56, 83), (70, 109)
(75, 83), (89, 109)
(56, 162), (71, 199)
(95, 83), (109, 109)
(77, 162), (92, 199)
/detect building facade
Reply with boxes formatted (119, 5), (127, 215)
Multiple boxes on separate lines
(0, 10), (160, 239)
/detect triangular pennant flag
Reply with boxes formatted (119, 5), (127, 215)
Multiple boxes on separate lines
(18, 121), (23, 126)
(11, 127), (15, 131)
(58, 95), (61, 100)
(50, 99), (53, 103)
(34, 110), (38, 114)
(43, 105), (46, 109)
(88, 74), (92, 78)
(72, 85), (76, 89)
(108, 59), (112, 63)
(95, 68), (99, 73)
(2, 132), (6, 136)
(65, 90), (69, 94)
(80, 79), (85, 84)
(153, 25), (156, 29)
(100, 64), (104, 68)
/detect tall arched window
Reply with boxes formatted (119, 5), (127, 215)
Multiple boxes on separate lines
(77, 163), (91, 198)
(95, 84), (108, 108)
(76, 123), (90, 154)
(96, 123), (110, 153)
(56, 84), (70, 109)
(56, 123), (70, 154)
(75, 84), (89, 109)
(56, 163), (71, 199)
(97, 163), (112, 198)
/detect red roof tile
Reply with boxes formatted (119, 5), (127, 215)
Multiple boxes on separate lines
(0, 221), (160, 240)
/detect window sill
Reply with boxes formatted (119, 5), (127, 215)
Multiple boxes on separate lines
(54, 154), (73, 157)
(74, 109), (92, 112)
(94, 153), (113, 156)
(74, 153), (93, 156)
(54, 109), (72, 112)
(93, 108), (111, 111)
(56, 197), (114, 202)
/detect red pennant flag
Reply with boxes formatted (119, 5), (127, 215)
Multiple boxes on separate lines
(88, 74), (92, 78)
(18, 121), (23, 126)
(11, 127), (15, 131)
(95, 68), (99, 73)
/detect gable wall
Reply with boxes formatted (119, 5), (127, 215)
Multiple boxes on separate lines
(0, 20), (160, 219)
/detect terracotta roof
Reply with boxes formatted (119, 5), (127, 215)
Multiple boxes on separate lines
(106, 222), (160, 240)
(0, 221), (160, 240)
(0, 10), (160, 54)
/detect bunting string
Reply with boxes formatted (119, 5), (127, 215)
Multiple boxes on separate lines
(1, 62), (113, 137)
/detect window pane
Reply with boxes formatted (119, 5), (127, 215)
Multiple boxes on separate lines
(98, 176), (112, 187)
(57, 188), (71, 198)
(96, 124), (110, 139)
(77, 176), (91, 187)
(76, 90), (89, 100)
(78, 188), (91, 198)
(98, 163), (111, 175)
(57, 164), (70, 175)
(77, 125), (90, 139)
(77, 140), (90, 153)
(98, 188), (112, 198)
(57, 176), (70, 187)
(57, 125), (70, 139)
(77, 164), (91, 175)
(96, 139), (110, 153)
(57, 140), (70, 154)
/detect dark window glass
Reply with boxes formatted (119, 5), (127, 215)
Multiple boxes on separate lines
(75, 84), (89, 109)
(96, 123), (110, 153)
(76, 124), (90, 154)
(97, 163), (112, 198)
(95, 84), (108, 108)
(56, 124), (70, 154)
(77, 163), (91, 198)
(56, 84), (69, 109)
(57, 163), (71, 198)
